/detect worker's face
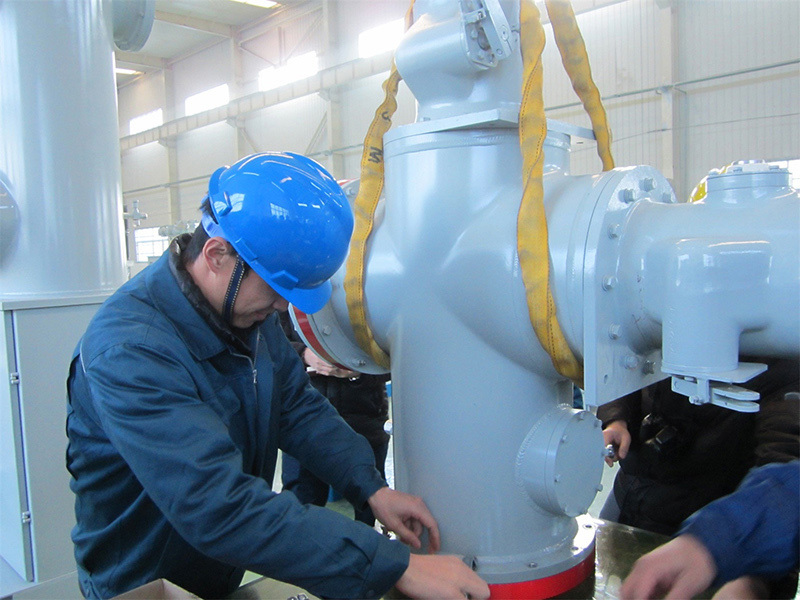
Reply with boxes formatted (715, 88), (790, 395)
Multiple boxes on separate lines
(195, 237), (289, 328)
(231, 270), (289, 328)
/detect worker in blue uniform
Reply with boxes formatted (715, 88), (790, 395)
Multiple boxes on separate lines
(66, 153), (489, 600)
(621, 460), (800, 600)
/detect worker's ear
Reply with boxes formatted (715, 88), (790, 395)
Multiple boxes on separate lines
(202, 237), (234, 274)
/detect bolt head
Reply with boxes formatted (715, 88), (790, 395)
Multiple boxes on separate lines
(620, 188), (636, 203)
(623, 355), (639, 370)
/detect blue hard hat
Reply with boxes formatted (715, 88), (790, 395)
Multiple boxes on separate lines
(201, 152), (354, 314)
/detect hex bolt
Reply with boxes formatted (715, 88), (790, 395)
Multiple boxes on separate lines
(596, 484), (604, 492)
(560, 434), (568, 444)
(528, 562), (538, 569)
(608, 324), (621, 339)
(356, 359), (367, 367)
(640, 178), (655, 192)
(620, 188), (636, 203)
(623, 355), (639, 370)
(643, 360), (656, 374)
(321, 326), (332, 336)
(554, 474), (561, 483)
(607, 223), (620, 239)
(602, 276), (617, 291)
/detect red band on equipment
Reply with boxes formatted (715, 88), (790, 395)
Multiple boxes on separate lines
(291, 307), (350, 371)
(488, 550), (595, 600)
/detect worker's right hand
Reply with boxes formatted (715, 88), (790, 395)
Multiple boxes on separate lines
(620, 534), (717, 600)
(395, 554), (490, 600)
(302, 347), (358, 378)
(602, 420), (631, 466)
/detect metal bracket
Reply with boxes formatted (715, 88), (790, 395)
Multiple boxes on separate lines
(460, 0), (514, 68)
(667, 362), (768, 413)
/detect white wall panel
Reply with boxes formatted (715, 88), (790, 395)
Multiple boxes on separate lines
(121, 143), (171, 226)
(675, 0), (800, 197)
(176, 121), (237, 220)
(173, 42), (233, 117)
(117, 72), (166, 137)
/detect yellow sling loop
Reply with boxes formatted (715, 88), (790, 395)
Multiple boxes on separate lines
(517, 0), (583, 385)
(343, 3), (415, 369)
(517, 0), (614, 386)
(544, 0), (614, 171)
(346, 0), (613, 383)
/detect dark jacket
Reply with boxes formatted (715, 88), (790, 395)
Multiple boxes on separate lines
(597, 359), (799, 535)
(680, 460), (799, 587)
(279, 311), (390, 448)
(66, 243), (408, 599)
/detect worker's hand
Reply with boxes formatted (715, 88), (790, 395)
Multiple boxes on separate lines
(302, 347), (358, 378)
(602, 420), (631, 466)
(621, 534), (717, 600)
(368, 487), (441, 552)
(395, 554), (490, 600)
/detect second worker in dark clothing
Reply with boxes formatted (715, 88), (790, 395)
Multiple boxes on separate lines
(598, 358), (799, 536)
(280, 311), (390, 526)
(598, 358), (799, 598)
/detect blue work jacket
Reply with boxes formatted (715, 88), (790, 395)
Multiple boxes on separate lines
(66, 251), (409, 599)
(679, 460), (800, 587)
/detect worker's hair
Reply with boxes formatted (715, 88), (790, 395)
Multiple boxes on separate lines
(182, 197), (248, 275)
(181, 198), (213, 264)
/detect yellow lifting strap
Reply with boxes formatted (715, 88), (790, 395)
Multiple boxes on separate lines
(544, 0), (615, 171)
(518, 0), (584, 386)
(343, 3), (415, 370)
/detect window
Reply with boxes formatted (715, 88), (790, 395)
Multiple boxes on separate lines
(258, 51), (319, 91)
(133, 227), (170, 263)
(129, 108), (163, 135)
(358, 18), (405, 58)
(185, 84), (229, 116)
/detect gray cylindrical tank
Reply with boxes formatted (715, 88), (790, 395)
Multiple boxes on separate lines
(0, 0), (127, 299)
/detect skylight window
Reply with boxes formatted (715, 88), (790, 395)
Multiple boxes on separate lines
(129, 108), (163, 135)
(229, 0), (277, 8)
(185, 83), (229, 116)
(258, 51), (319, 92)
(358, 18), (405, 58)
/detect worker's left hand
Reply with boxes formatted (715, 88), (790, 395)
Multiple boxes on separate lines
(367, 487), (441, 553)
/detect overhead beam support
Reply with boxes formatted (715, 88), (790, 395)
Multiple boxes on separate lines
(115, 50), (167, 70)
(121, 51), (394, 151)
(154, 10), (234, 37)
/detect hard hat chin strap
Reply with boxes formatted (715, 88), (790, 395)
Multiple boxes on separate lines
(222, 255), (247, 324)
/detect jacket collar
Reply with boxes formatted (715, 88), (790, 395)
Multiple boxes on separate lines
(145, 236), (252, 360)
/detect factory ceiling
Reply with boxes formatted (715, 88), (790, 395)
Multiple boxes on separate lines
(114, 0), (320, 86)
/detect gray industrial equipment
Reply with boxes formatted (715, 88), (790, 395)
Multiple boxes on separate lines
(291, 0), (800, 596)
(0, 0), (154, 597)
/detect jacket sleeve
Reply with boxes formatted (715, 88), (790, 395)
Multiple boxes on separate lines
(753, 367), (800, 466)
(596, 390), (640, 429)
(678, 461), (800, 586)
(81, 340), (408, 599)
